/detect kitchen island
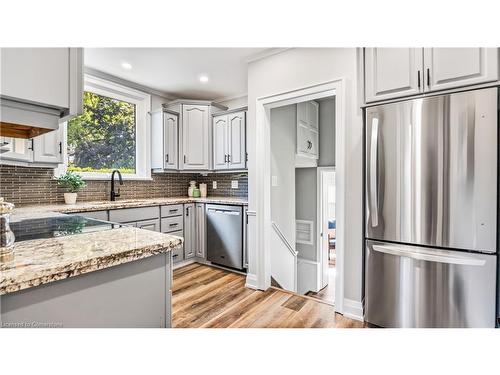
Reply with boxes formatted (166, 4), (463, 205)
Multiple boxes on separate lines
(0, 212), (182, 328)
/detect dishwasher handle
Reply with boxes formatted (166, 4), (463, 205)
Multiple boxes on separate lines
(207, 208), (240, 215)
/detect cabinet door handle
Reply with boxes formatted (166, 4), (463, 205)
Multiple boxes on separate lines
(186, 207), (189, 217)
(28, 139), (34, 151)
(426, 68), (430, 87)
(227, 154), (231, 163)
(184, 155), (187, 164)
(59, 142), (62, 154)
(224, 154), (227, 163)
(165, 154), (169, 163)
(417, 70), (421, 89)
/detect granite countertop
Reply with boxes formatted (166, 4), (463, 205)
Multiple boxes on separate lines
(12, 196), (248, 217)
(0, 226), (182, 295)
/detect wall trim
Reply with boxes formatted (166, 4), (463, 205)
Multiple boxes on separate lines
(245, 273), (259, 289)
(245, 48), (293, 63)
(84, 67), (176, 100)
(343, 298), (364, 322)
(252, 78), (347, 314)
(214, 93), (248, 104)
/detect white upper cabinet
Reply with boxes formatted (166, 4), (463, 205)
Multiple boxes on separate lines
(0, 48), (83, 117)
(364, 48), (499, 103)
(296, 101), (319, 160)
(227, 111), (246, 169)
(182, 105), (210, 170)
(213, 115), (228, 169)
(1, 48), (70, 108)
(33, 126), (63, 164)
(150, 110), (179, 170)
(1, 126), (64, 165)
(0, 137), (33, 163)
(213, 111), (246, 170)
(423, 48), (499, 92)
(164, 112), (178, 170)
(365, 48), (424, 103)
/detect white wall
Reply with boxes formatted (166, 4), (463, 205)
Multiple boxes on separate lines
(270, 104), (296, 243)
(247, 48), (363, 304)
(318, 97), (336, 167)
(151, 94), (170, 111)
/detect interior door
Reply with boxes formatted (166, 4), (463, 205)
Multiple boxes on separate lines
(164, 112), (178, 170)
(213, 115), (228, 170)
(182, 105), (209, 170)
(366, 88), (498, 252)
(365, 48), (424, 103)
(228, 111), (246, 169)
(424, 48), (499, 92)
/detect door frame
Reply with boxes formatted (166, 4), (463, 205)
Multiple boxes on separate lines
(317, 166), (336, 291)
(250, 78), (346, 314)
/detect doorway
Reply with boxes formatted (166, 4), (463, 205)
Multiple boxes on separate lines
(251, 78), (346, 314)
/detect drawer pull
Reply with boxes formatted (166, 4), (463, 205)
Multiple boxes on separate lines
(169, 223), (179, 227)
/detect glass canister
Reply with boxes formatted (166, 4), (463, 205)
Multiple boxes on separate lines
(188, 181), (197, 197)
(0, 197), (15, 262)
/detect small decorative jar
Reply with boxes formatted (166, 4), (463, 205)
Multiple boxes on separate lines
(0, 197), (15, 262)
(193, 188), (201, 198)
(188, 181), (197, 197)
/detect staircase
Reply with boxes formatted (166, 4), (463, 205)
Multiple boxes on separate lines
(271, 221), (298, 292)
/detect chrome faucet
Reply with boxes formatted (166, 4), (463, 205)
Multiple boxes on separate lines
(110, 170), (123, 201)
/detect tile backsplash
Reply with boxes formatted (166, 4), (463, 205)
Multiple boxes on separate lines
(0, 165), (248, 206)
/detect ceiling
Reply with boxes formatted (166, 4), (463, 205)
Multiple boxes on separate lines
(84, 48), (269, 101)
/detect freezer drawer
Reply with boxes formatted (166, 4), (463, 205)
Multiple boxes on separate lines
(365, 240), (497, 328)
(365, 88), (498, 253)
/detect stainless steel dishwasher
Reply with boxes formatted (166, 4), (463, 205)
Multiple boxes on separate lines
(206, 204), (243, 270)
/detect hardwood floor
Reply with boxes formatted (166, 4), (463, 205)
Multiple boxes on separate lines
(172, 263), (364, 328)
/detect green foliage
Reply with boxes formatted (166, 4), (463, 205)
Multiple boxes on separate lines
(67, 166), (135, 174)
(57, 172), (87, 193)
(67, 91), (136, 173)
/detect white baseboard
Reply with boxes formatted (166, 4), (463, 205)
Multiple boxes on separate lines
(245, 273), (259, 290)
(343, 298), (364, 322)
(172, 259), (196, 270)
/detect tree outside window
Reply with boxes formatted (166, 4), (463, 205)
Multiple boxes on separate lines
(67, 91), (136, 174)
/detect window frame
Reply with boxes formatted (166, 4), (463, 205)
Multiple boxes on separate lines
(56, 74), (152, 180)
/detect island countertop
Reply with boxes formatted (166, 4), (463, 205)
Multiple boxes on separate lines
(0, 225), (182, 296)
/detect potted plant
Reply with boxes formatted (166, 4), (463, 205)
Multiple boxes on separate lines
(57, 172), (86, 205)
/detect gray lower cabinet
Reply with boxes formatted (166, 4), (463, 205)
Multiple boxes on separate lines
(76, 210), (109, 221)
(195, 203), (206, 258)
(160, 204), (185, 264)
(136, 218), (160, 232)
(169, 230), (184, 264)
(183, 203), (196, 259)
(1, 252), (172, 328)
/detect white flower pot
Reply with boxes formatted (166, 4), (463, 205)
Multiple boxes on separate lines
(64, 193), (78, 205)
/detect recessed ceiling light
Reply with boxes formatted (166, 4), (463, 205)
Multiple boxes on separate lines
(199, 74), (209, 83)
(121, 61), (132, 70)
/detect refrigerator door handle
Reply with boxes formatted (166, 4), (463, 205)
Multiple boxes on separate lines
(372, 244), (486, 266)
(369, 117), (379, 227)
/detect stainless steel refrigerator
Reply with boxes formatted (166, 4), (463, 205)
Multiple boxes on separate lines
(364, 87), (498, 328)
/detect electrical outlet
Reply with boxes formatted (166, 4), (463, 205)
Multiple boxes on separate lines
(272, 175), (278, 187)
(231, 180), (238, 189)
(212, 181), (217, 189)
